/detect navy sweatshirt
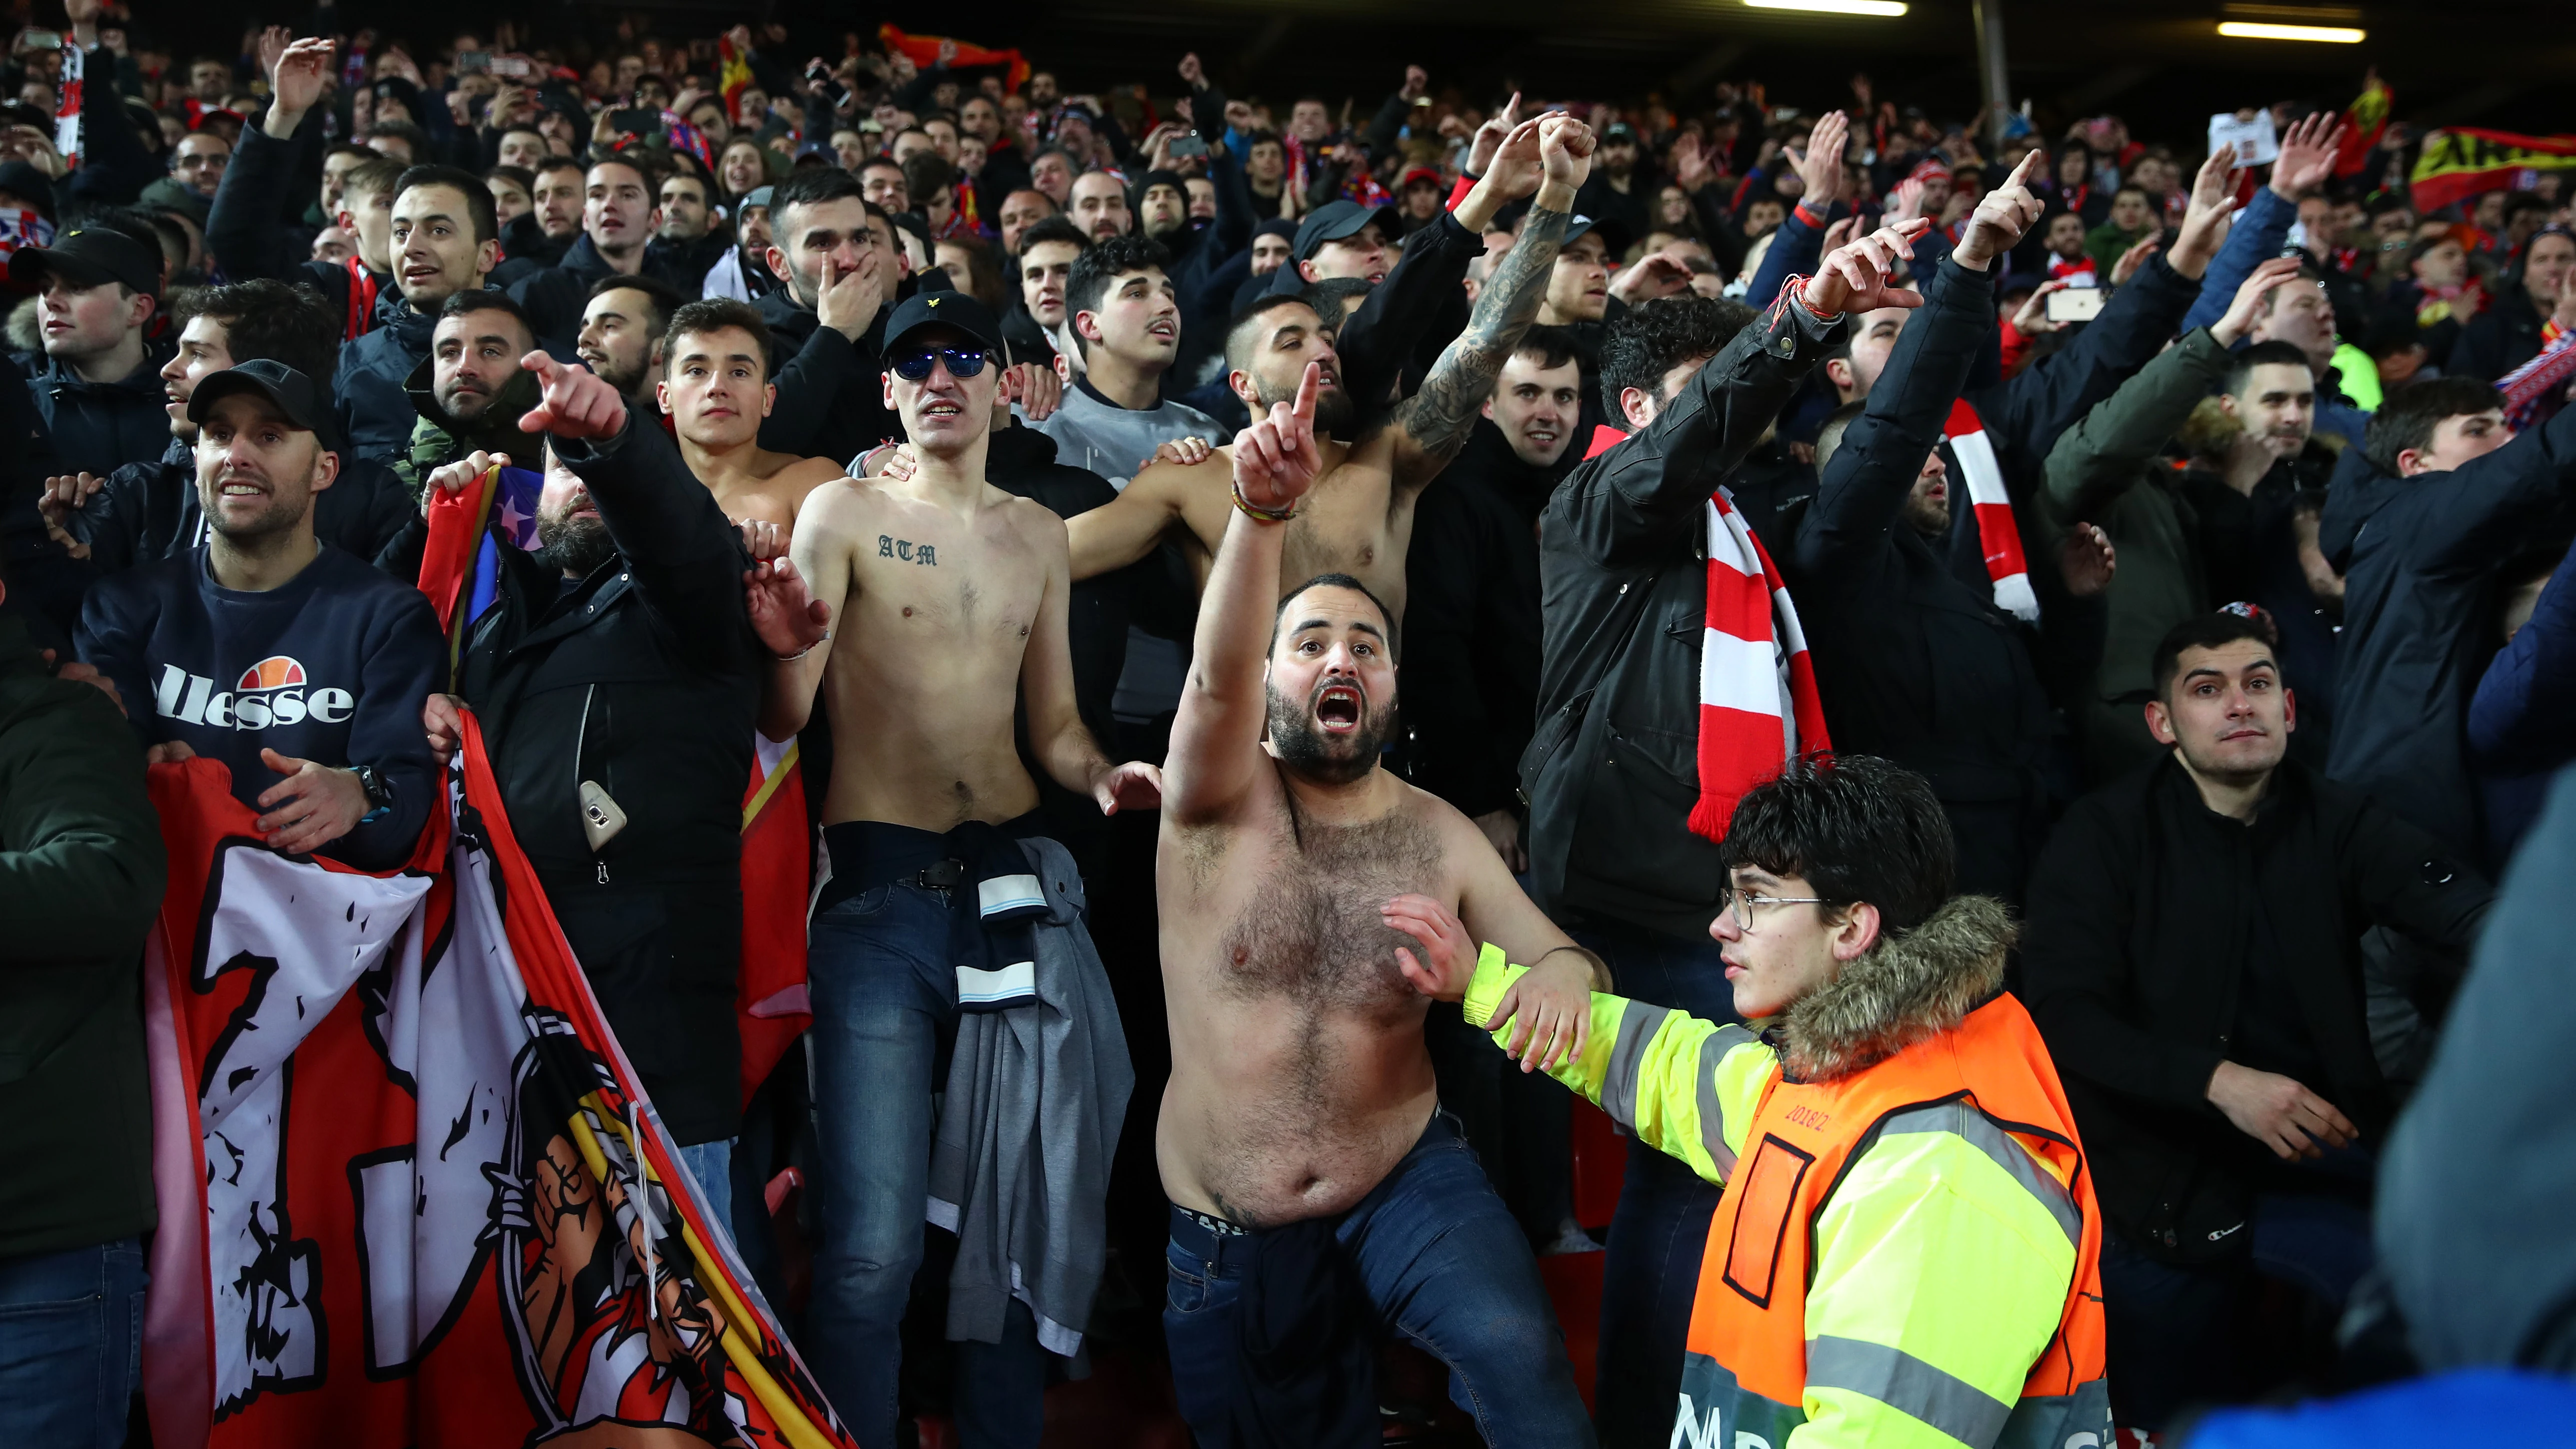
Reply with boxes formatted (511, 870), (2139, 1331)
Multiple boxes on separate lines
(76, 543), (444, 869)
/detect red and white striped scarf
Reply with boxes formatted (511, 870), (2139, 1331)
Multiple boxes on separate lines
(1944, 399), (2039, 623)
(1691, 490), (1830, 842)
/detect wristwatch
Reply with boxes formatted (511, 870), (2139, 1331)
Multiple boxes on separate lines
(354, 764), (395, 824)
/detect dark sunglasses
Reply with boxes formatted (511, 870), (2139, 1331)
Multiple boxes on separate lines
(890, 346), (993, 381)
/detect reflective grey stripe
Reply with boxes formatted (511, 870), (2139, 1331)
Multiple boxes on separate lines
(1597, 1002), (1672, 1130)
(1806, 1334), (2012, 1448)
(1877, 1101), (2081, 1248)
(1696, 1023), (1758, 1176)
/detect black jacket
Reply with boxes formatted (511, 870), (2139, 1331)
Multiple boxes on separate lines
(756, 285), (902, 466)
(2023, 757), (2490, 1260)
(496, 211), (573, 272)
(986, 427), (1130, 861)
(1792, 257), (2081, 903)
(2319, 403), (2576, 866)
(205, 111), (384, 327)
(2447, 282), (2545, 383)
(381, 417), (759, 1145)
(1524, 289), (1842, 938)
(1403, 421), (1554, 821)
(509, 233), (712, 343)
(30, 348), (176, 483)
(55, 436), (412, 581)
(335, 290), (443, 463)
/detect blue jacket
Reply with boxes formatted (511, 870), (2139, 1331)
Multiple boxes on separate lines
(2467, 564), (2576, 862)
(2180, 187), (2372, 442)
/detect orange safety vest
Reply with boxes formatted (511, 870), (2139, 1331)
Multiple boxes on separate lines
(1679, 994), (2111, 1449)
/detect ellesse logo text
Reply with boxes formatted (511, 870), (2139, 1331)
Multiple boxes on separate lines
(154, 656), (354, 730)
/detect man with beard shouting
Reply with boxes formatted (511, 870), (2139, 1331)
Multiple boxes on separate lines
(1151, 358), (1609, 1446)
(1063, 113), (1593, 622)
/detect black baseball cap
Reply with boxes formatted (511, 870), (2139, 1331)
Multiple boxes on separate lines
(882, 287), (1005, 359)
(10, 225), (158, 296)
(186, 360), (335, 443)
(1291, 199), (1399, 262)
(1564, 213), (1632, 259)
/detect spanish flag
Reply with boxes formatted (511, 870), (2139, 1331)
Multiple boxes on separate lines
(877, 24), (1031, 95)
(2333, 73), (2392, 179)
(2410, 129), (2576, 213)
(717, 33), (757, 120)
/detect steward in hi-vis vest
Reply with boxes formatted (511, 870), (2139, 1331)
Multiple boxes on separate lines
(1424, 755), (2111, 1449)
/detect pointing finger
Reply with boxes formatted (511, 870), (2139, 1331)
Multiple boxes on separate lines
(520, 350), (562, 388)
(1291, 360), (1320, 425)
(2004, 146), (2042, 193)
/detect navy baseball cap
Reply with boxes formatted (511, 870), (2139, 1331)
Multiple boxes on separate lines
(1564, 213), (1631, 259)
(882, 288), (1005, 358)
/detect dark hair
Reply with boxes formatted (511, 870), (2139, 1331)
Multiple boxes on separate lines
(934, 234), (1008, 311)
(1510, 323), (1582, 375)
(435, 287), (534, 345)
(324, 141), (377, 169)
(495, 123), (546, 147)
(662, 296), (773, 379)
(532, 155), (587, 185)
(771, 166), (868, 232)
(1065, 234), (1172, 345)
(486, 164), (535, 198)
(2223, 340), (2315, 399)
(1225, 292), (1323, 376)
(394, 163), (500, 243)
(902, 151), (955, 200)
(2363, 376), (2503, 475)
(2503, 193), (2552, 221)
(857, 154), (907, 183)
(1271, 572), (1396, 660)
(1721, 754), (1954, 935)
(587, 273), (687, 344)
(1016, 215), (1088, 263)
(173, 278), (340, 383)
(367, 118), (433, 158)
(2150, 609), (2278, 701)
(583, 151), (663, 195)
(1599, 296), (1755, 417)
(659, 170), (710, 206)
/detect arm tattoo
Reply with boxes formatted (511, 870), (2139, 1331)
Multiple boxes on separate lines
(1397, 204), (1572, 470)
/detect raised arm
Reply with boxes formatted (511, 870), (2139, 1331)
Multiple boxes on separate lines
(1163, 365), (1323, 824)
(1387, 115), (1591, 488)
(2181, 114), (2342, 335)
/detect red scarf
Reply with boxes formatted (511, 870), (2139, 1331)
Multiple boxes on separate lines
(1585, 422), (1827, 839)
(1691, 490), (1829, 841)
(1944, 400), (2039, 623)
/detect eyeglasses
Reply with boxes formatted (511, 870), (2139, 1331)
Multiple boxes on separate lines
(890, 346), (992, 381)
(1719, 884), (1834, 932)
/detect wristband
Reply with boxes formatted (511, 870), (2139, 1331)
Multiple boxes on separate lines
(1777, 274), (1835, 323)
(774, 631), (833, 663)
(1231, 485), (1296, 524)
(1793, 200), (1828, 231)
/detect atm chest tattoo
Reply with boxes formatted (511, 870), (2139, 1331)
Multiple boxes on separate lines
(879, 536), (939, 565)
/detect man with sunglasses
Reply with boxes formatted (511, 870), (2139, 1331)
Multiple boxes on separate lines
(758, 289), (1162, 1449)
(1397, 753), (2116, 1449)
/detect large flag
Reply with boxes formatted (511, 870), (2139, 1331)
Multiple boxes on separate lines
(715, 35), (757, 122)
(415, 461), (816, 1110)
(2333, 74), (2393, 180)
(139, 718), (854, 1448)
(877, 24), (1031, 95)
(2409, 129), (2576, 212)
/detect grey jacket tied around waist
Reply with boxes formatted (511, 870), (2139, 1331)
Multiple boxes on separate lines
(927, 835), (1133, 1358)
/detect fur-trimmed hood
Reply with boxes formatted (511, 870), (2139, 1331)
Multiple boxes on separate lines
(1778, 895), (2016, 1082)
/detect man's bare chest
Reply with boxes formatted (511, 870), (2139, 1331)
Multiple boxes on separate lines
(850, 509), (1043, 644)
(1203, 808), (1447, 1017)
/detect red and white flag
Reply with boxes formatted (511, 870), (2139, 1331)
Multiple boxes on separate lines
(138, 720), (854, 1449)
(1690, 490), (1830, 841)
(1945, 399), (2040, 624)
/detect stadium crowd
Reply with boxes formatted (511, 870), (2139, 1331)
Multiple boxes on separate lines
(1, 4), (2572, 1446)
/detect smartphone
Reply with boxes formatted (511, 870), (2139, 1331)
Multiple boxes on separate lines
(1169, 134), (1209, 160)
(609, 108), (660, 136)
(488, 55), (532, 80)
(2045, 287), (2107, 324)
(455, 51), (490, 74)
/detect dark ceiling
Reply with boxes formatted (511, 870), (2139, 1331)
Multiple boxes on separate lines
(322, 0), (2574, 147)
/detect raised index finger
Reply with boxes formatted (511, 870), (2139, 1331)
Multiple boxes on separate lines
(521, 350), (563, 389)
(2004, 147), (2042, 192)
(1291, 360), (1320, 425)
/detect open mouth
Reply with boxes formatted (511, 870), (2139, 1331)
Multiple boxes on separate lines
(1147, 319), (1176, 341)
(1526, 426), (1559, 446)
(1315, 684), (1362, 732)
(921, 401), (963, 421)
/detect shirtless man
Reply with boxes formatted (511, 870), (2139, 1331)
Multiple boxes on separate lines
(1152, 358), (1608, 1445)
(758, 288), (1160, 1449)
(656, 297), (848, 536)
(1064, 114), (1592, 620)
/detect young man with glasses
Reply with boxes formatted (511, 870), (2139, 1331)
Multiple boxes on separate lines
(1397, 753), (2116, 1449)
(756, 289), (1161, 1449)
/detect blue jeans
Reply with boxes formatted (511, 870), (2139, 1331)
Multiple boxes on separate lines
(807, 877), (1048, 1449)
(1164, 1113), (1595, 1448)
(676, 1138), (737, 1244)
(0, 1237), (146, 1449)
(2100, 1147), (2377, 1430)
(1571, 917), (1742, 1449)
